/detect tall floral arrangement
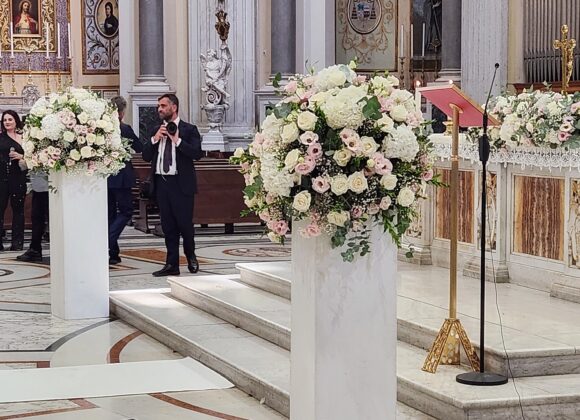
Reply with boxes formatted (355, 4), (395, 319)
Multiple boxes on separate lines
(470, 89), (580, 150)
(231, 64), (439, 261)
(22, 88), (132, 176)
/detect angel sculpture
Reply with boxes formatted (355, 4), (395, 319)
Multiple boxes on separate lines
(200, 43), (232, 106)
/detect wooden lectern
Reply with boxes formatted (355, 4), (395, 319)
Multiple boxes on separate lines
(418, 84), (499, 374)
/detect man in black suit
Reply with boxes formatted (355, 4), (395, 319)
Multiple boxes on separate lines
(142, 94), (203, 277)
(108, 96), (143, 265)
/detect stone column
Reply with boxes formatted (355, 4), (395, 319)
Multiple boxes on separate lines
(271, 0), (296, 76)
(138, 0), (166, 83)
(437, 0), (462, 82)
(129, 0), (172, 139)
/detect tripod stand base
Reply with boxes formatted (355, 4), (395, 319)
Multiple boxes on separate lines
(456, 371), (508, 386)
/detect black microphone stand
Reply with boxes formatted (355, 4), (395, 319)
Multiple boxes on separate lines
(456, 64), (508, 386)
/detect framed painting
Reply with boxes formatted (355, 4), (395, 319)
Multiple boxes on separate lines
(0, 0), (55, 52)
(82, 0), (119, 74)
(335, 0), (398, 72)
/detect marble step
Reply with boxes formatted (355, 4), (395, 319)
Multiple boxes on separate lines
(110, 289), (580, 420)
(109, 290), (433, 420)
(235, 262), (580, 379)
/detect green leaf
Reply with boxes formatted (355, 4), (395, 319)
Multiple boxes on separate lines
(273, 103), (293, 119)
(272, 73), (282, 89)
(361, 96), (383, 120)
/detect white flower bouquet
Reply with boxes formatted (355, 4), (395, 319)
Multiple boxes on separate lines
(231, 64), (440, 261)
(22, 88), (132, 176)
(469, 89), (580, 150)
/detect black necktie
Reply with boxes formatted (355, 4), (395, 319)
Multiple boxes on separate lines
(162, 138), (172, 173)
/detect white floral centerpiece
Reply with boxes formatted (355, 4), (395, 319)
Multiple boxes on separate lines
(231, 63), (440, 261)
(469, 89), (580, 150)
(22, 87), (131, 176)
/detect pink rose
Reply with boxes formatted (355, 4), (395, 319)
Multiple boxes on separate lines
(284, 80), (298, 94)
(259, 211), (271, 222)
(380, 196), (392, 210)
(305, 222), (321, 237)
(274, 220), (289, 236)
(254, 132), (265, 145)
(302, 76), (316, 87)
(559, 131), (571, 142)
(300, 131), (319, 145)
(353, 75), (367, 85)
(351, 206), (363, 219)
(571, 102), (580, 114)
(422, 168), (434, 181)
(379, 98), (395, 112)
(312, 176), (330, 193)
(266, 220), (277, 230)
(295, 156), (316, 175)
(340, 128), (358, 142)
(307, 142), (323, 159)
(372, 153), (393, 175)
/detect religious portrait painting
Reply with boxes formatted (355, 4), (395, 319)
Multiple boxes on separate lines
(82, 0), (119, 74)
(336, 0), (397, 71)
(11, 0), (41, 37)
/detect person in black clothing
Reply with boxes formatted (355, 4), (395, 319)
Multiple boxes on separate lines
(16, 173), (48, 262)
(103, 2), (118, 36)
(0, 110), (27, 251)
(107, 96), (143, 265)
(142, 94), (203, 277)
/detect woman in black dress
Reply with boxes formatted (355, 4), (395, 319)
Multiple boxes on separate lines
(0, 110), (27, 251)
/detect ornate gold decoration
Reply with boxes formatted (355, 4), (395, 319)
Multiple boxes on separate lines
(45, 56), (50, 95)
(553, 24), (576, 94)
(0, 0), (56, 53)
(215, 0), (230, 42)
(423, 103), (479, 374)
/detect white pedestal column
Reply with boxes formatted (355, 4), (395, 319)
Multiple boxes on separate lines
(290, 221), (397, 420)
(49, 172), (109, 320)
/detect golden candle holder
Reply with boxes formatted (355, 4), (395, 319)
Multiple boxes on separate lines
(45, 57), (51, 95)
(10, 57), (17, 96)
(56, 58), (63, 93)
(67, 57), (73, 88)
(399, 57), (406, 89)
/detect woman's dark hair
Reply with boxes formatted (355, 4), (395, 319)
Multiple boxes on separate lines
(105, 2), (113, 12)
(1, 110), (23, 133)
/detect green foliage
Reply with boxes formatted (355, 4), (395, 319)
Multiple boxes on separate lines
(272, 73), (282, 89)
(361, 96), (383, 121)
(243, 176), (263, 200)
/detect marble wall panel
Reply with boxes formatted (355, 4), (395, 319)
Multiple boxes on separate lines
(513, 175), (564, 261)
(435, 169), (474, 244)
(568, 179), (580, 268)
(477, 171), (497, 251)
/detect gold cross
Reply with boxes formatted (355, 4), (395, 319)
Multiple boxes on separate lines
(553, 24), (576, 94)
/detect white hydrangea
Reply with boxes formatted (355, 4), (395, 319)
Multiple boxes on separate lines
(261, 113), (284, 143)
(70, 88), (93, 102)
(41, 114), (65, 141)
(321, 85), (367, 129)
(80, 99), (106, 121)
(261, 153), (294, 197)
(382, 125), (419, 162)
(314, 65), (355, 92)
(30, 98), (50, 117)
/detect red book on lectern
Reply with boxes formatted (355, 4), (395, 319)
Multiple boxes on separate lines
(418, 84), (500, 128)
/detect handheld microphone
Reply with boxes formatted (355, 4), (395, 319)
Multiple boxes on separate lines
(480, 63), (500, 163)
(9, 147), (15, 161)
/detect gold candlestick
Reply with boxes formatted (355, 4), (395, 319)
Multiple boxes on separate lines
(67, 57), (73, 88)
(57, 58), (63, 93)
(553, 24), (576, 94)
(399, 57), (406, 89)
(45, 57), (51, 95)
(10, 57), (17, 96)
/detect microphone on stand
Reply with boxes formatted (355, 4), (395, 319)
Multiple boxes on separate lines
(480, 63), (500, 163)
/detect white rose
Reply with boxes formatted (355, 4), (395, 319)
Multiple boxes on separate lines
(361, 136), (379, 157)
(348, 171), (368, 194)
(95, 135), (105, 146)
(333, 149), (352, 167)
(330, 174), (349, 195)
(380, 196), (392, 210)
(293, 191), (312, 213)
(86, 133), (97, 145)
(381, 174), (398, 190)
(297, 111), (318, 131)
(327, 210), (350, 227)
(390, 104), (408, 122)
(397, 187), (415, 207)
(234, 147), (245, 158)
(267, 231), (282, 243)
(63, 131), (76, 143)
(96, 119), (108, 129)
(80, 146), (94, 159)
(78, 112), (89, 124)
(377, 114), (395, 132)
(23, 141), (35, 154)
(284, 149), (301, 169)
(281, 123), (299, 144)
(70, 149), (81, 161)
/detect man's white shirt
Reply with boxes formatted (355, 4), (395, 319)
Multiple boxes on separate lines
(151, 117), (182, 175)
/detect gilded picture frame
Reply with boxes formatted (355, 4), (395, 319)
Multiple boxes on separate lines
(0, 0), (55, 53)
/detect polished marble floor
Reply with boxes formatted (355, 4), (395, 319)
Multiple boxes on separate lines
(0, 225), (290, 419)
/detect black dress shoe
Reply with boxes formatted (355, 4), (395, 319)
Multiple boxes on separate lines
(109, 256), (122, 265)
(16, 249), (43, 262)
(187, 255), (199, 274)
(152, 264), (180, 277)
